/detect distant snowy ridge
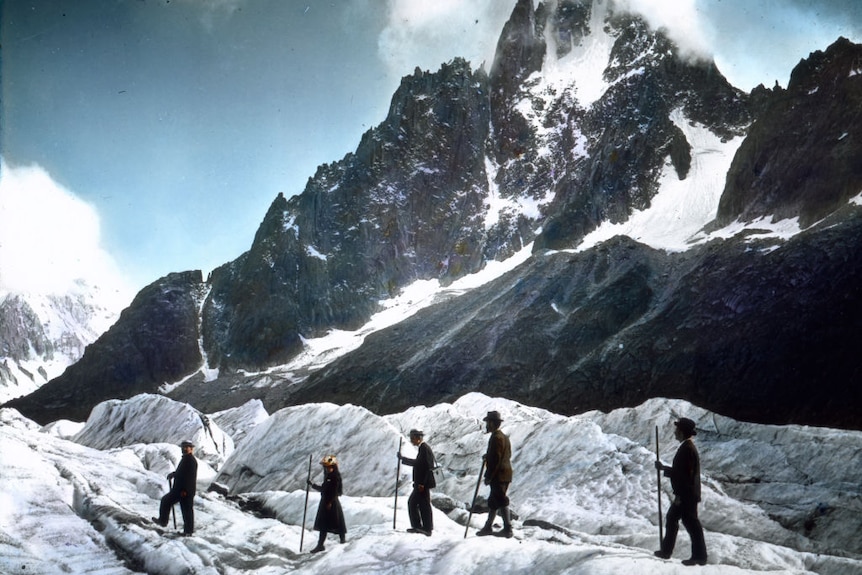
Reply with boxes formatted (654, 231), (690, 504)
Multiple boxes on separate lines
(1, 392), (860, 574)
(0, 282), (126, 403)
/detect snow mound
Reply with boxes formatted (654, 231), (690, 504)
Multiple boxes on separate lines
(72, 394), (234, 467)
(210, 398), (270, 449)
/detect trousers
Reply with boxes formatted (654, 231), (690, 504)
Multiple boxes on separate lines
(661, 499), (706, 560)
(408, 486), (433, 532)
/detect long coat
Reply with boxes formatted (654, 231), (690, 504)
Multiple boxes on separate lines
(312, 468), (347, 535)
(667, 438), (701, 504)
(484, 429), (512, 483)
(172, 452), (198, 497)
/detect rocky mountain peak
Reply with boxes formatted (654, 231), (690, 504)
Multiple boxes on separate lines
(717, 36), (862, 228)
(6, 5), (860, 431)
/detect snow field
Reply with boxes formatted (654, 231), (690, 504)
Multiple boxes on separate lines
(2, 392), (861, 574)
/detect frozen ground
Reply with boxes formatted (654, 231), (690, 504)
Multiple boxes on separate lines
(1, 392), (860, 574)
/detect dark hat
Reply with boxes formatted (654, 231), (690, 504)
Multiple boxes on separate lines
(483, 410), (503, 423)
(180, 440), (195, 448)
(408, 429), (424, 437)
(674, 418), (697, 436)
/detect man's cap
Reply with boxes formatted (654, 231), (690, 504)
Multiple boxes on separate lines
(409, 429), (424, 438)
(674, 418), (697, 436)
(483, 410), (503, 423)
(180, 440), (195, 448)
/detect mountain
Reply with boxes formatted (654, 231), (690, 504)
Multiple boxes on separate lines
(0, 282), (123, 404)
(2, 392), (861, 573)
(6, 0), (862, 429)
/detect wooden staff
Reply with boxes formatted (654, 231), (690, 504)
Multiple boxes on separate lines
(655, 425), (664, 546)
(300, 454), (312, 551)
(393, 437), (403, 529)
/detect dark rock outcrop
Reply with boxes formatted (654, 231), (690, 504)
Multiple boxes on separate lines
(285, 207), (862, 430)
(201, 58), (495, 373)
(717, 37), (862, 228)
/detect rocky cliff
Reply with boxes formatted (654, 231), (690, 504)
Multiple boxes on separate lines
(6, 0), (861, 429)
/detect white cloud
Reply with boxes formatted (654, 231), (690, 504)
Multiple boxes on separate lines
(376, 0), (715, 84)
(0, 159), (131, 298)
(379, 0), (515, 78)
(614, 0), (712, 61)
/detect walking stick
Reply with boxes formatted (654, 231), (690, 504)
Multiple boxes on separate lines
(464, 456), (486, 539)
(167, 476), (177, 530)
(393, 437), (403, 529)
(300, 454), (312, 552)
(655, 425), (664, 546)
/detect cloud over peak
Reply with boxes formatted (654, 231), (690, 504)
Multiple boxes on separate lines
(0, 158), (131, 304)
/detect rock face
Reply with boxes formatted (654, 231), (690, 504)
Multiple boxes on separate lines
(6, 1), (862, 429)
(717, 37), (862, 228)
(287, 210), (862, 430)
(202, 58), (494, 371)
(534, 7), (750, 251)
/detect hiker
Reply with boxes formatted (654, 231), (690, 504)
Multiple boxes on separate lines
(477, 410), (513, 538)
(398, 429), (436, 535)
(654, 417), (708, 566)
(152, 440), (198, 535)
(308, 454), (347, 553)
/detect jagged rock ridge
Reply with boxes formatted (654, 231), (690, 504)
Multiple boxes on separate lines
(6, 1), (861, 429)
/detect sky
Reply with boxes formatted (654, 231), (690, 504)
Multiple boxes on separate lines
(1, 0), (861, 294)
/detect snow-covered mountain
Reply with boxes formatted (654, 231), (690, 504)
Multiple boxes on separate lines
(6, 0), (861, 431)
(0, 282), (124, 403)
(2, 392), (860, 574)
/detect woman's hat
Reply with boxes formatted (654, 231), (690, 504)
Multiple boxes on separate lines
(320, 454), (338, 467)
(409, 429), (424, 438)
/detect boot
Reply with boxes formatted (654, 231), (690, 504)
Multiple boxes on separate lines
(310, 532), (326, 553)
(476, 510), (497, 536)
(497, 507), (513, 538)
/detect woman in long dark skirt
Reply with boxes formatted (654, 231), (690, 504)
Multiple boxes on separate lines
(308, 454), (347, 553)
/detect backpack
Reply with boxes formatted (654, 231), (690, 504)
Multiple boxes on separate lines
(430, 452), (444, 486)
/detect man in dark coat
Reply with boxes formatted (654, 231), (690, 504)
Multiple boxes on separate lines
(477, 410), (513, 538)
(398, 429), (436, 535)
(152, 440), (198, 535)
(655, 418), (708, 566)
(308, 454), (347, 553)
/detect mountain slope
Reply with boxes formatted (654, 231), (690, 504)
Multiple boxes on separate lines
(6, 1), (862, 429)
(287, 209), (862, 429)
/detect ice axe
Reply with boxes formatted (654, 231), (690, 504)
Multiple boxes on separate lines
(464, 456), (486, 538)
(167, 476), (177, 530)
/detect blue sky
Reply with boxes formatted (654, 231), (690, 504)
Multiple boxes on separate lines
(1, 0), (860, 295)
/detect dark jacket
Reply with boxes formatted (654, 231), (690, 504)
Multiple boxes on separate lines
(484, 429), (512, 483)
(312, 468), (347, 535)
(172, 453), (198, 497)
(401, 442), (436, 489)
(667, 438), (701, 503)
